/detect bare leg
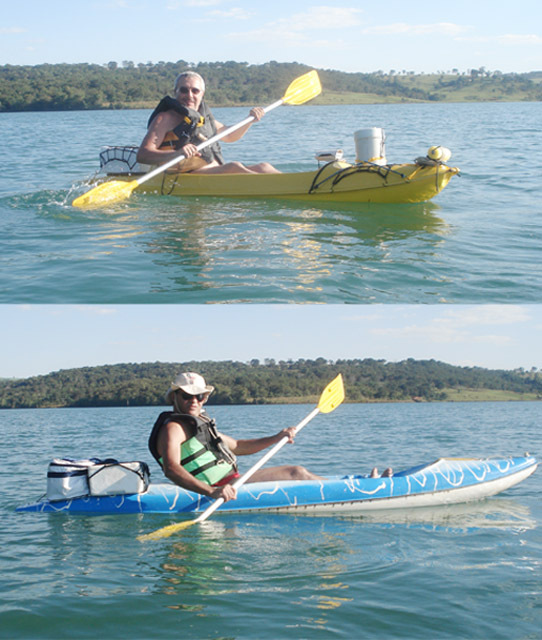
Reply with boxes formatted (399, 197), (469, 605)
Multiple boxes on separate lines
(247, 465), (324, 482)
(194, 161), (280, 175)
(245, 162), (281, 174)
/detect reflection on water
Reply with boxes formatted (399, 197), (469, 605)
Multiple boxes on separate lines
(329, 201), (450, 241)
(142, 495), (534, 610)
(336, 498), (535, 532)
(2, 185), (453, 302)
(147, 516), (358, 628)
(137, 197), (449, 299)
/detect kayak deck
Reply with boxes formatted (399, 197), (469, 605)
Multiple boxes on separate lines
(17, 456), (537, 515)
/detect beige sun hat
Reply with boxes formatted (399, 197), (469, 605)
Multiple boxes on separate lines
(165, 372), (214, 404)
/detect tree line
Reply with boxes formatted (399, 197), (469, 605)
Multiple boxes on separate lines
(1, 61), (541, 112)
(0, 358), (540, 409)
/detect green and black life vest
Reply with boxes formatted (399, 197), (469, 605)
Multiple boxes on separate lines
(147, 96), (225, 165)
(148, 411), (237, 485)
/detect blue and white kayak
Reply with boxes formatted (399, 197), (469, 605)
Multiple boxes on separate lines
(17, 456), (537, 515)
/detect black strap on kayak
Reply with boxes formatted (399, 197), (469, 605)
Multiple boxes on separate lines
(159, 172), (181, 195)
(308, 162), (406, 194)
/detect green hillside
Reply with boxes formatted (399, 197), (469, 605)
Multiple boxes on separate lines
(1, 61), (541, 112)
(0, 359), (540, 409)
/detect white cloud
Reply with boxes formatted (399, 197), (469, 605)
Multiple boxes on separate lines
(371, 323), (460, 345)
(497, 34), (542, 45)
(77, 306), (119, 316)
(438, 305), (530, 327)
(0, 27), (26, 34)
(284, 6), (363, 31)
(101, 0), (138, 8)
(226, 5), (363, 43)
(182, 0), (224, 6)
(362, 22), (471, 37)
(370, 305), (530, 347)
(41, 305), (118, 317)
(453, 33), (542, 45)
(207, 7), (252, 19)
(166, 0), (223, 8)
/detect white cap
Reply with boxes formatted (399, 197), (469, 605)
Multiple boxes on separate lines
(165, 371), (214, 404)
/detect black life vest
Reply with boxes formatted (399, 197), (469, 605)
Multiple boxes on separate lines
(148, 411), (237, 485)
(147, 96), (225, 165)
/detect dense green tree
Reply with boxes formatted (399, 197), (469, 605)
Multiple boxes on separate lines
(1, 62), (541, 112)
(0, 359), (540, 409)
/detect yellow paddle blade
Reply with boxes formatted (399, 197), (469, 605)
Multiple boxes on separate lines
(72, 179), (138, 209)
(137, 518), (197, 542)
(317, 374), (345, 413)
(282, 70), (322, 106)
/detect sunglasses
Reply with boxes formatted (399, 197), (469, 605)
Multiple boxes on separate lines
(178, 390), (206, 402)
(177, 86), (202, 96)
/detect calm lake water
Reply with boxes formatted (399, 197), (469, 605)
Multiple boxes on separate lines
(1, 102), (541, 303)
(1, 402), (540, 639)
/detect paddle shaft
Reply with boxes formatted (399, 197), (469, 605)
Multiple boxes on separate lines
(136, 98), (284, 187)
(190, 406), (320, 525)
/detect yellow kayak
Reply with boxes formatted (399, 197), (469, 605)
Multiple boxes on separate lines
(99, 148), (459, 204)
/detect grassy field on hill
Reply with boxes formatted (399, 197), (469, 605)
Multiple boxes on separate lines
(1, 63), (541, 112)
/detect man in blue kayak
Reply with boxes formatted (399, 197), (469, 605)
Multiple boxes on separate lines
(137, 71), (280, 174)
(148, 371), (323, 503)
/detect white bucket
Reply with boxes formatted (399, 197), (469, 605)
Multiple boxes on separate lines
(354, 128), (386, 165)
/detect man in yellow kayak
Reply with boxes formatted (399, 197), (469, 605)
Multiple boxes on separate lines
(148, 372), (323, 503)
(137, 71), (280, 174)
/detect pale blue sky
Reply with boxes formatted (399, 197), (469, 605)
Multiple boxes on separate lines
(1, 0), (541, 73)
(1, 305), (540, 378)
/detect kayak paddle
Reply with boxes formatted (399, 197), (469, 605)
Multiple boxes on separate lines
(72, 70), (322, 209)
(138, 373), (344, 541)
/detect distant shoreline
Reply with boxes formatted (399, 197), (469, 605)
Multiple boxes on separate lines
(2, 62), (541, 113)
(1, 95), (540, 113)
(1, 390), (540, 411)
(1, 359), (540, 409)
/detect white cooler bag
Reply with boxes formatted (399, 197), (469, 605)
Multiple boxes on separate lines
(46, 458), (150, 501)
(46, 458), (98, 501)
(87, 460), (150, 497)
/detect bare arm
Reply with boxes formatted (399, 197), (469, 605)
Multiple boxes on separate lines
(220, 426), (296, 457)
(157, 421), (236, 501)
